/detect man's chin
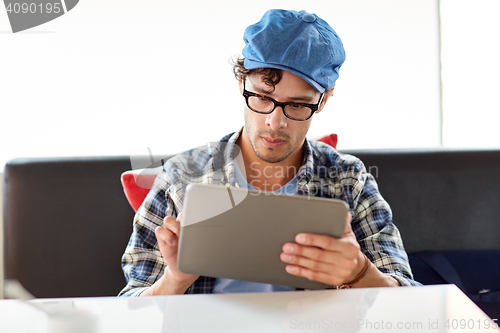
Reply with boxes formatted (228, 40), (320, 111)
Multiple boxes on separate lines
(255, 149), (289, 164)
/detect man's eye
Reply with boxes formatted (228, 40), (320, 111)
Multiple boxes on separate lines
(289, 103), (303, 109)
(257, 95), (270, 102)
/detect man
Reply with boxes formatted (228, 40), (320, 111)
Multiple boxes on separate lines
(120, 9), (419, 297)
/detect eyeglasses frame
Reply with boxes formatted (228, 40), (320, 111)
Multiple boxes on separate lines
(242, 81), (325, 121)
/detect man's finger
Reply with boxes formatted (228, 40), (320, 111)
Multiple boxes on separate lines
(343, 212), (353, 235)
(282, 242), (336, 263)
(294, 233), (360, 255)
(163, 215), (181, 236)
(294, 233), (340, 251)
(285, 265), (342, 286)
(155, 225), (178, 247)
(280, 252), (336, 272)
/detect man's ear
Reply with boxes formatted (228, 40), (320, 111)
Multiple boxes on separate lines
(316, 88), (334, 114)
(238, 78), (244, 95)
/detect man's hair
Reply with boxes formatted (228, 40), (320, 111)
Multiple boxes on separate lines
(232, 56), (334, 97)
(232, 56), (282, 92)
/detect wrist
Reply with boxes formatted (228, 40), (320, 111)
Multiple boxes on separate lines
(159, 271), (197, 295)
(345, 257), (400, 288)
(339, 253), (370, 288)
(141, 272), (195, 296)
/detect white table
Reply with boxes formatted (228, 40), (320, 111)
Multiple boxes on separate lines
(0, 285), (497, 332)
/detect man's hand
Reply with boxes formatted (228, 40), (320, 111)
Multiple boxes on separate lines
(141, 214), (199, 296)
(280, 213), (367, 286)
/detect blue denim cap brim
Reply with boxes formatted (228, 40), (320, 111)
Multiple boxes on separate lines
(242, 9), (345, 93)
(243, 58), (327, 93)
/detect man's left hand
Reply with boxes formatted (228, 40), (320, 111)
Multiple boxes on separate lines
(280, 212), (366, 286)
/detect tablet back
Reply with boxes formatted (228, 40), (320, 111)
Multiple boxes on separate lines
(177, 184), (348, 289)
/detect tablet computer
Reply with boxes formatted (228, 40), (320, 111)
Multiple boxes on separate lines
(177, 183), (349, 289)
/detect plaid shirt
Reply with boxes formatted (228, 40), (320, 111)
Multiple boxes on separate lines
(119, 130), (419, 296)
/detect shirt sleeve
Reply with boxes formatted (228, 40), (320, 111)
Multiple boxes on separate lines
(119, 172), (176, 297)
(348, 162), (421, 287)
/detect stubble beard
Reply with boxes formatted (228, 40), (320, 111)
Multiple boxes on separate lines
(244, 110), (298, 164)
(248, 129), (294, 164)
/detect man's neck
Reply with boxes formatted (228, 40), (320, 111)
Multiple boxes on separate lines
(236, 130), (304, 192)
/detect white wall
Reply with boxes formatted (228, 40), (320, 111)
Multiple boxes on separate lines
(0, 0), (441, 168)
(440, 0), (500, 147)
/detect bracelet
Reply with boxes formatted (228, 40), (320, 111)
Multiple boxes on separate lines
(339, 255), (371, 288)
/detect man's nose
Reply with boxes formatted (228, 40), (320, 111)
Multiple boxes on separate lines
(265, 107), (287, 130)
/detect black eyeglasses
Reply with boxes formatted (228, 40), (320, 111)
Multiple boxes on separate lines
(242, 81), (324, 121)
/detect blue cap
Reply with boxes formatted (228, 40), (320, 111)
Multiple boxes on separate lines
(242, 9), (346, 92)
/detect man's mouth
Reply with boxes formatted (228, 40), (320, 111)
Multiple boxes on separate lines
(261, 136), (286, 149)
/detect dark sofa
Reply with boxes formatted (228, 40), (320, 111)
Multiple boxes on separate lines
(2, 149), (500, 316)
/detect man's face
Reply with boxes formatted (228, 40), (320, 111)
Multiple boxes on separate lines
(240, 70), (325, 164)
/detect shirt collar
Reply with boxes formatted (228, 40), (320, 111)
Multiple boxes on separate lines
(297, 140), (314, 195)
(218, 128), (314, 192)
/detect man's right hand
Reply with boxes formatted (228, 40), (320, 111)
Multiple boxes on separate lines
(141, 214), (199, 296)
